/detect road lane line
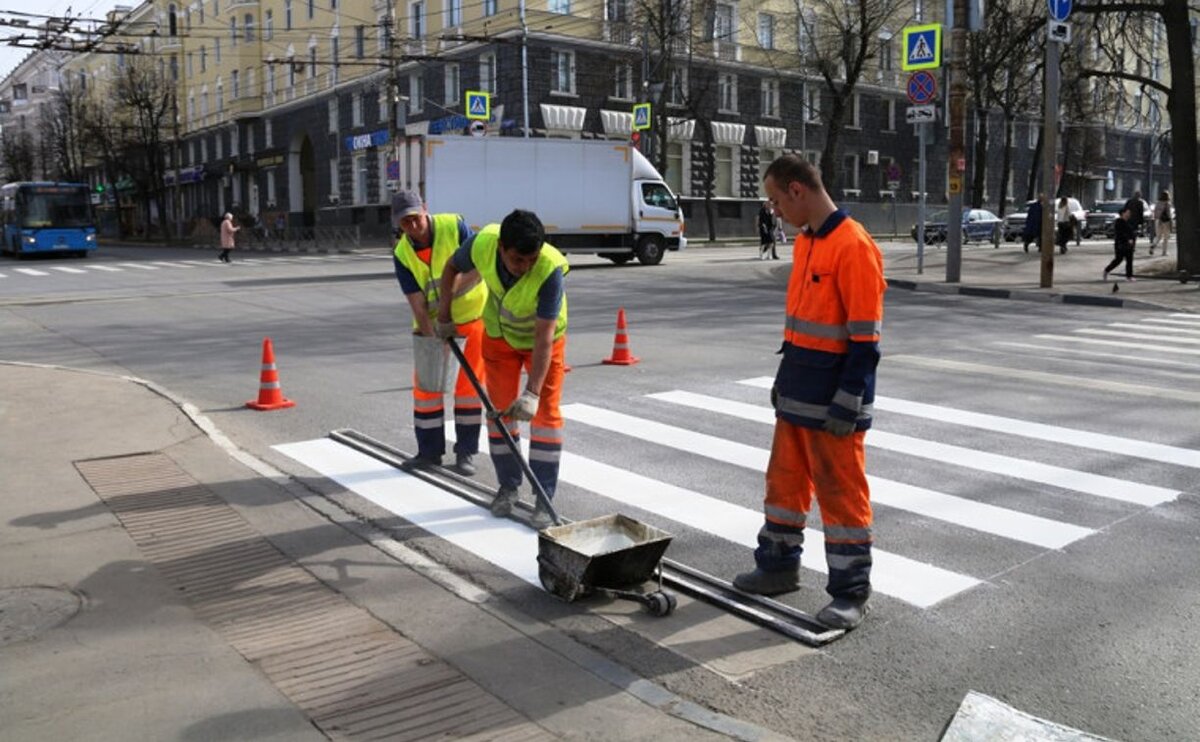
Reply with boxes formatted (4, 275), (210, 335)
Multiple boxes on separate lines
(1075, 328), (1200, 345)
(443, 426), (979, 607)
(1033, 334), (1200, 356)
(567, 401), (1094, 550)
(87, 264), (123, 272)
(150, 261), (195, 268)
(654, 390), (1175, 508)
(50, 266), (88, 274)
(116, 262), (158, 270)
(274, 438), (541, 586)
(14, 268), (49, 276)
(990, 342), (1200, 375)
(1105, 322), (1200, 336)
(739, 376), (1200, 468)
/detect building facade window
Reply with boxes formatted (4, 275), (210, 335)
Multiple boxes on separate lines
(550, 0), (571, 13)
(484, 0), (498, 15)
(265, 10), (273, 40)
(354, 153), (367, 203)
(245, 14), (255, 41)
(757, 13), (775, 49)
(668, 67), (687, 105)
(666, 141), (684, 194)
(849, 94), (861, 127)
(308, 0), (315, 20)
(285, 0), (293, 30)
(444, 63), (460, 105)
(804, 85), (820, 122)
(356, 26), (365, 57)
(445, 0), (461, 27)
(718, 73), (737, 112)
(353, 93), (363, 126)
(329, 97), (339, 131)
(886, 99), (896, 131)
(168, 3), (178, 36)
(479, 53), (497, 94)
(551, 50), (575, 94)
(232, 70), (240, 99)
(231, 17), (237, 45)
(409, 72), (424, 113)
(613, 64), (633, 99)
(714, 145), (734, 196)
(712, 3), (734, 41)
(411, 2), (424, 37)
(331, 37), (340, 84)
(761, 79), (779, 117)
(330, 159), (339, 200)
(215, 38), (221, 62)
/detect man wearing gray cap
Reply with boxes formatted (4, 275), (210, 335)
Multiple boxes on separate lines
(392, 190), (488, 475)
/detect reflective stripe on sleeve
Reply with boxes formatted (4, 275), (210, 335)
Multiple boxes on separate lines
(764, 504), (808, 528)
(822, 524), (873, 543)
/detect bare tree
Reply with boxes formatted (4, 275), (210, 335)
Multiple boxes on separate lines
(1, 128), (37, 182)
(42, 81), (90, 183)
(1074, 0), (1199, 274)
(792, 0), (910, 192)
(113, 58), (173, 237)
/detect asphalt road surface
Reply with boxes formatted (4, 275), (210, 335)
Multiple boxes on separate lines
(4, 243), (1198, 740)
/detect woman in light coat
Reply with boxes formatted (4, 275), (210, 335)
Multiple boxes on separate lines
(219, 213), (239, 263)
(1151, 191), (1171, 256)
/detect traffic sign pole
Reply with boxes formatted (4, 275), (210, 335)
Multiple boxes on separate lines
(1040, 27), (1061, 288)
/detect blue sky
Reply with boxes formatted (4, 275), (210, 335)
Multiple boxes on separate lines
(1, 1), (126, 81)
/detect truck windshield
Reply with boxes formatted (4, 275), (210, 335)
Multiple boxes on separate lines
(641, 183), (677, 211)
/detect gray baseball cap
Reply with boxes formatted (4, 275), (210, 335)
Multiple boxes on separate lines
(391, 190), (424, 220)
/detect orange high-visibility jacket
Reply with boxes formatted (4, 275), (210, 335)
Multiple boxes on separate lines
(774, 210), (885, 431)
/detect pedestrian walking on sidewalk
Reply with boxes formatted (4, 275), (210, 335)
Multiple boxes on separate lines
(757, 200), (778, 260)
(218, 212), (238, 262)
(1022, 195), (1043, 253)
(1103, 207), (1136, 282)
(1151, 190), (1172, 256)
(1123, 191), (1147, 251)
(733, 154), (886, 631)
(1055, 197), (1072, 254)
(392, 190), (487, 476)
(436, 209), (569, 529)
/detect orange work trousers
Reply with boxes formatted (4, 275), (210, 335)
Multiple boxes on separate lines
(757, 418), (873, 600)
(483, 334), (566, 498)
(412, 319), (485, 458)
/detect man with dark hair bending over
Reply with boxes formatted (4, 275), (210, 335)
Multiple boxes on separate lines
(733, 154), (886, 631)
(436, 209), (569, 530)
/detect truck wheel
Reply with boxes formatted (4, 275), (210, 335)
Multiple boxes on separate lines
(635, 236), (665, 266)
(607, 254), (633, 265)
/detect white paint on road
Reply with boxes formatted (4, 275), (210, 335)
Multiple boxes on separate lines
(1075, 328), (1200, 345)
(50, 266), (87, 274)
(1034, 334), (1200, 356)
(116, 262), (158, 270)
(87, 264), (123, 272)
(731, 377), (1200, 470)
(654, 390), (1174, 508)
(14, 268), (48, 276)
(992, 341), (1200, 371)
(274, 438), (541, 586)
(1105, 322), (1200, 337)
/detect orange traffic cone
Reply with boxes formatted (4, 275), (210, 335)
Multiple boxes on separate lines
(246, 337), (296, 411)
(602, 308), (640, 366)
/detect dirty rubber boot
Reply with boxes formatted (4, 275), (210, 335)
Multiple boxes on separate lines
(529, 498), (554, 530)
(490, 486), (519, 517)
(407, 452), (442, 469)
(816, 595), (870, 630)
(732, 567), (800, 596)
(452, 453), (477, 476)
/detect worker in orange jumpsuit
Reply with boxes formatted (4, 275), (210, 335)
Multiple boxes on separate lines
(733, 154), (886, 631)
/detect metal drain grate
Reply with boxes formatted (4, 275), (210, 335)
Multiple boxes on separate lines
(76, 452), (553, 741)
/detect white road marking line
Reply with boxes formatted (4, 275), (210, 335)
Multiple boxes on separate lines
(1075, 328), (1200, 346)
(443, 427), (980, 607)
(1142, 318), (1200, 328)
(1105, 322), (1200, 337)
(14, 267), (49, 276)
(1033, 334), (1200, 356)
(150, 261), (195, 268)
(991, 341), (1200, 371)
(87, 264), (123, 272)
(116, 262), (158, 270)
(274, 438), (541, 586)
(654, 391), (1175, 508)
(50, 266), (88, 274)
(567, 402), (1093, 550)
(733, 378), (1200, 470)
(0, 271), (6, 278)
(237, 258), (269, 264)
(180, 260), (220, 266)
(1167, 313), (1200, 324)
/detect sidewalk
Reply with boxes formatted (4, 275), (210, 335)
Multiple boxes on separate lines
(0, 363), (782, 741)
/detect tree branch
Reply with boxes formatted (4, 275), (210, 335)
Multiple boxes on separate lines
(1078, 67), (1171, 96)
(1074, 1), (1164, 14)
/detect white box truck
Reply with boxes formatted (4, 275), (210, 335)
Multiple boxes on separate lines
(392, 136), (686, 265)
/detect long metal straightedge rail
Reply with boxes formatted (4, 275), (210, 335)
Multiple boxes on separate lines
(329, 428), (843, 646)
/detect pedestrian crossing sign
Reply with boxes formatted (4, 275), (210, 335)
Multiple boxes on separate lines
(901, 24), (942, 71)
(632, 102), (652, 131)
(465, 91), (490, 121)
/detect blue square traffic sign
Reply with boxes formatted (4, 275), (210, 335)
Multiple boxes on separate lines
(465, 91), (490, 121)
(901, 24), (942, 71)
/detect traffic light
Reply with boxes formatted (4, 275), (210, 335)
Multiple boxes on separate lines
(630, 131), (640, 150)
(94, 183), (106, 194)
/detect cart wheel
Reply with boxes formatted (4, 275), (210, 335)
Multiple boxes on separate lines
(645, 591), (676, 617)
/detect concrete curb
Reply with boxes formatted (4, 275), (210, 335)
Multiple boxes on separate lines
(885, 277), (1171, 311)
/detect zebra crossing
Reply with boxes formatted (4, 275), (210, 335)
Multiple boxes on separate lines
(274, 311), (1197, 612)
(0, 252), (381, 280)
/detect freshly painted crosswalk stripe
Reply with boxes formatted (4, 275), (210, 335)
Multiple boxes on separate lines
(87, 264), (123, 272)
(150, 261), (195, 268)
(50, 266), (88, 274)
(1106, 322), (1200, 337)
(653, 390), (1175, 508)
(1034, 334), (1200, 356)
(14, 268), (49, 276)
(442, 428), (981, 607)
(737, 379), (1200, 470)
(1076, 328), (1200, 345)
(117, 262), (158, 270)
(992, 341), (1200, 371)
(1143, 318), (1200, 328)
(274, 438), (541, 585)
(567, 402), (1092, 549)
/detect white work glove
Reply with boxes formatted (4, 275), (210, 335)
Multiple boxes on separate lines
(435, 318), (459, 340)
(822, 415), (856, 437)
(502, 389), (539, 421)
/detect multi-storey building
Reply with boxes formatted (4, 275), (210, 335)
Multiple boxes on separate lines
(0, 48), (71, 182)
(15, 0), (1180, 240)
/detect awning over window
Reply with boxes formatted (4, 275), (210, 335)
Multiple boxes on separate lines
(667, 117), (694, 141)
(755, 125), (787, 149)
(540, 103), (586, 133)
(711, 121), (746, 146)
(600, 109), (633, 137)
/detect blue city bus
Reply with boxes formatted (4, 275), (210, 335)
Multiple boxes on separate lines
(0, 182), (98, 258)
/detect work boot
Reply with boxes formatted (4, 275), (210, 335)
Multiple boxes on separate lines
(490, 486), (519, 517)
(451, 453), (477, 476)
(529, 498), (555, 530)
(732, 567), (800, 596)
(816, 595), (870, 630)
(407, 452), (442, 469)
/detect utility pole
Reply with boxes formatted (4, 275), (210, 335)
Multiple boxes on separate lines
(519, 0), (530, 137)
(385, 5), (401, 193)
(172, 89), (183, 241)
(1040, 21), (1062, 287)
(945, 0), (967, 283)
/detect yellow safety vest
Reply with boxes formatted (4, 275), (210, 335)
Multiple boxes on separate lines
(471, 224), (568, 350)
(393, 213), (486, 328)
